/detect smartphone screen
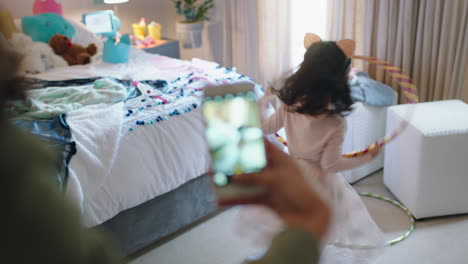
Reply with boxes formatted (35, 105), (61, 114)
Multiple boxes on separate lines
(203, 87), (267, 187)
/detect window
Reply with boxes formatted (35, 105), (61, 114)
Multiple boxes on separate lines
(289, 0), (328, 69)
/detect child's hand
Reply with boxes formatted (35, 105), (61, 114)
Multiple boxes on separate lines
(369, 141), (382, 158)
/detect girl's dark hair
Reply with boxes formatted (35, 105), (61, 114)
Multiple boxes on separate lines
(275, 41), (353, 117)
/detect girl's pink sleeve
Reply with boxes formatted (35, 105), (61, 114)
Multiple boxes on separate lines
(262, 104), (285, 134)
(320, 121), (374, 174)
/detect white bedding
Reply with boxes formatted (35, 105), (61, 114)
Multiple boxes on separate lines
(35, 47), (203, 81)
(34, 48), (246, 227)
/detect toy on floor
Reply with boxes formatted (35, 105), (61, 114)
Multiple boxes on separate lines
(49, 34), (97, 65)
(8, 32), (67, 74)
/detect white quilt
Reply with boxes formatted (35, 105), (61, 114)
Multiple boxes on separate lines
(34, 48), (250, 227)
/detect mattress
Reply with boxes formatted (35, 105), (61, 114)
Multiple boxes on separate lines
(33, 48), (258, 227)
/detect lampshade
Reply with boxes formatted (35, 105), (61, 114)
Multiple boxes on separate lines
(104, 0), (128, 4)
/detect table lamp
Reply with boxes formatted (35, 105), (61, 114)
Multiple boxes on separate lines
(104, 0), (128, 3)
(104, 0), (128, 16)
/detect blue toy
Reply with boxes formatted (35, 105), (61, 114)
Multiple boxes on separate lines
(82, 10), (121, 38)
(103, 34), (130, 64)
(83, 10), (129, 63)
(22, 13), (75, 43)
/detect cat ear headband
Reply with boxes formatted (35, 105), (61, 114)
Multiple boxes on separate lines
(304, 33), (356, 58)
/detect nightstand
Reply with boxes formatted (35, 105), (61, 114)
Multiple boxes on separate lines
(136, 39), (180, 59)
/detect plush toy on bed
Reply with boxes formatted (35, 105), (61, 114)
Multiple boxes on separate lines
(7, 32), (68, 74)
(49, 34), (97, 65)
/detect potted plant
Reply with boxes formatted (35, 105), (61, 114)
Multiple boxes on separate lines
(173, 0), (214, 49)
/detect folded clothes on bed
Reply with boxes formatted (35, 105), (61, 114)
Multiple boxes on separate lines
(349, 72), (396, 107)
(8, 77), (128, 119)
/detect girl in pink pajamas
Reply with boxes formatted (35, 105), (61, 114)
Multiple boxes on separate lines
(247, 34), (386, 264)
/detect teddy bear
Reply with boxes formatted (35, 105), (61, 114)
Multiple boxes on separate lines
(49, 33), (97, 65)
(6, 32), (68, 74)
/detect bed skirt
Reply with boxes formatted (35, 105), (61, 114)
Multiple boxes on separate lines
(96, 174), (217, 255)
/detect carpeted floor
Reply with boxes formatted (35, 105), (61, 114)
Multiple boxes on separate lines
(130, 170), (468, 264)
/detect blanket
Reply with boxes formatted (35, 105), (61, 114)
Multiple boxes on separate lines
(8, 77), (128, 119)
(121, 65), (260, 134)
(66, 102), (125, 212)
(349, 72), (396, 107)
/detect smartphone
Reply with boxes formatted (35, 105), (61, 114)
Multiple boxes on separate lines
(202, 82), (267, 200)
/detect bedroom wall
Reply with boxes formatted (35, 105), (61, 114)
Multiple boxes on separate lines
(1, 0), (225, 63)
(0, 0), (179, 40)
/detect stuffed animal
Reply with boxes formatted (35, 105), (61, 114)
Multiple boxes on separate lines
(8, 32), (68, 74)
(22, 13), (75, 43)
(49, 34), (97, 65)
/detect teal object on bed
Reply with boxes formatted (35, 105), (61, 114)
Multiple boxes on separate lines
(103, 34), (130, 63)
(22, 13), (75, 43)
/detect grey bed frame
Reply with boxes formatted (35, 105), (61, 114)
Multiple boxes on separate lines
(96, 174), (217, 256)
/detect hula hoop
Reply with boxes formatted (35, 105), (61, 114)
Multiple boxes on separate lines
(273, 55), (418, 246)
(328, 192), (415, 249)
(275, 55), (420, 158)
(357, 192), (415, 246)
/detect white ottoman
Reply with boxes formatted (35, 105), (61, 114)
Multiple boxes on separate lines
(384, 100), (468, 219)
(342, 97), (397, 183)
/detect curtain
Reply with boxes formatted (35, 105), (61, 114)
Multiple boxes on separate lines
(327, 0), (468, 102)
(327, 0), (370, 72)
(203, 0), (292, 88)
(326, 0), (365, 55)
(256, 0), (292, 88)
(219, 0), (260, 81)
(362, 0), (420, 102)
(412, 0), (468, 101)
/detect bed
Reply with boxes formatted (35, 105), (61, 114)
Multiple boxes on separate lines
(10, 43), (262, 254)
(7, 13), (396, 254)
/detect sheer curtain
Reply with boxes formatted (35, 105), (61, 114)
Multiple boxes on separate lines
(203, 0), (332, 88)
(200, 0), (258, 79)
(362, 0), (420, 102)
(203, 0), (293, 88)
(326, 0), (365, 54)
(327, 0), (468, 102)
(256, 0), (292, 88)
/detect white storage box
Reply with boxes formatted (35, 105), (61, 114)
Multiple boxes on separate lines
(342, 98), (396, 183)
(383, 100), (468, 219)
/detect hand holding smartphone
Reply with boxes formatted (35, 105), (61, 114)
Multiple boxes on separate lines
(202, 83), (267, 200)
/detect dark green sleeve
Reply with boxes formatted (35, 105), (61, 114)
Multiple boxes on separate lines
(248, 227), (321, 264)
(3, 125), (124, 264)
